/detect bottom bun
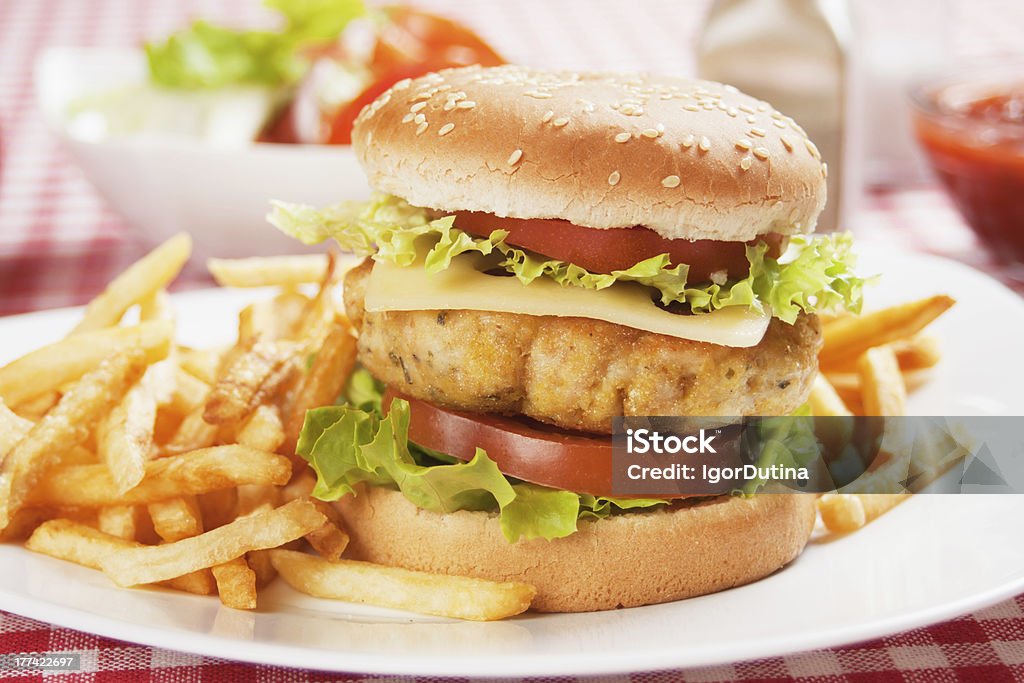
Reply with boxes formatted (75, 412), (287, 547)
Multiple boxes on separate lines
(336, 486), (817, 612)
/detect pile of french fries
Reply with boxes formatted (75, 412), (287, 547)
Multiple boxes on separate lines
(810, 294), (956, 533)
(0, 235), (534, 621)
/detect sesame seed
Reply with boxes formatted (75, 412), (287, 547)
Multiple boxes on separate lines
(661, 175), (681, 188)
(456, 100), (477, 109)
(416, 122), (428, 135)
(526, 91), (553, 99)
(411, 92), (432, 102)
(746, 115), (758, 124)
(740, 156), (753, 171)
(753, 146), (770, 160)
(757, 103), (769, 111)
(438, 123), (455, 136)
(641, 128), (660, 139)
(781, 135), (795, 152)
(608, 170), (621, 186)
(698, 136), (711, 152)
(739, 104), (755, 114)
(749, 127), (767, 137)
(727, 107), (738, 117)
(821, 162), (829, 178)
(393, 78), (412, 91)
(507, 149), (523, 165)
(401, 113), (415, 124)
(656, 123), (665, 133)
(805, 139), (821, 159)
(735, 139), (752, 151)
(683, 104), (701, 112)
(410, 102), (427, 113)
(542, 110), (554, 123)
(443, 101), (456, 111)
(552, 116), (570, 127)
(414, 113), (426, 125)
(614, 132), (632, 143)
(773, 119), (787, 128)
(682, 134), (695, 148)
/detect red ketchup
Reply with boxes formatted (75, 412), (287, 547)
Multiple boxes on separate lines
(912, 77), (1024, 270)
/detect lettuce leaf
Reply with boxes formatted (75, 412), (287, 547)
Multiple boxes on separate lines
(146, 0), (366, 88)
(269, 193), (863, 323)
(296, 394), (667, 542)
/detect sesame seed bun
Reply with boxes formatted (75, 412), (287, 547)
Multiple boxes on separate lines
(352, 65), (828, 242)
(335, 485), (817, 613)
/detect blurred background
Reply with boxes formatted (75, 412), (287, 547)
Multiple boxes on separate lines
(1, 0), (1023, 314)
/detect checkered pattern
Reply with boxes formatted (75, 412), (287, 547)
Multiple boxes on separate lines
(1, 0), (1023, 679)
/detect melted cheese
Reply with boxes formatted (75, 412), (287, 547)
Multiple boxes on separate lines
(364, 256), (770, 348)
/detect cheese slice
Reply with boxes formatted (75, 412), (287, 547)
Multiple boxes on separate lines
(364, 256), (770, 348)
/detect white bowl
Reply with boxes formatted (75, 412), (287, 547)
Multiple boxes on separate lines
(35, 47), (372, 258)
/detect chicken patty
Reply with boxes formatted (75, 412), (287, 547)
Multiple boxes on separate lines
(344, 259), (822, 433)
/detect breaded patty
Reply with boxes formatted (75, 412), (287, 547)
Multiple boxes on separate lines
(344, 259), (821, 433)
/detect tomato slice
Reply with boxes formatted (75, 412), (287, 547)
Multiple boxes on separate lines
(385, 388), (700, 499)
(328, 62), (446, 144)
(328, 7), (505, 144)
(372, 6), (505, 74)
(453, 212), (786, 282)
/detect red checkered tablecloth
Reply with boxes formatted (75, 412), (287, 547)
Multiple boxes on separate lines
(1, 0), (1023, 680)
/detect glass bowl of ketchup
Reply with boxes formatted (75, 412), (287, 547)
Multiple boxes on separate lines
(910, 63), (1024, 273)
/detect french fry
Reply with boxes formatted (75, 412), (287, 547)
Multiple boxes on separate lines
(858, 346), (907, 416)
(0, 401), (33, 460)
(282, 320), (356, 455)
(271, 550), (535, 621)
(203, 340), (297, 425)
(98, 500), (326, 587)
(238, 293), (310, 343)
(817, 493), (910, 532)
(246, 550), (278, 588)
(819, 295), (955, 368)
(70, 234), (191, 334)
(178, 348), (220, 386)
(10, 392), (59, 421)
(888, 335), (943, 371)
(166, 368), (209, 416)
(25, 519), (215, 594)
(0, 351), (149, 531)
(97, 506), (148, 542)
(138, 289), (175, 323)
(0, 507), (96, 543)
(208, 255), (330, 288)
(0, 322), (172, 407)
(237, 404), (285, 452)
(164, 405), (218, 455)
(304, 500), (350, 562)
(808, 374), (852, 417)
(149, 496), (204, 542)
(281, 469), (316, 502)
(27, 446), (291, 508)
(97, 375), (159, 494)
(236, 484), (281, 518)
(212, 557), (258, 610)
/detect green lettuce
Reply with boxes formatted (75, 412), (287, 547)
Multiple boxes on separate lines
(296, 376), (667, 542)
(269, 193), (863, 323)
(146, 0), (366, 88)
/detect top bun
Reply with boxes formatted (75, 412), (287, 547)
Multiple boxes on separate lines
(352, 65), (828, 242)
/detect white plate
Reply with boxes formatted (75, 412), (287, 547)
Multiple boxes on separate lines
(35, 47), (372, 260)
(1, 246), (1023, 678)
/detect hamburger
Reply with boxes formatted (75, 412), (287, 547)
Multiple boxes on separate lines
(270, 65), (863, 612)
